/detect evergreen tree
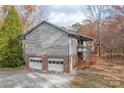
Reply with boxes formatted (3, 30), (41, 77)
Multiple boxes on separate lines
(0, 6), (24, 67)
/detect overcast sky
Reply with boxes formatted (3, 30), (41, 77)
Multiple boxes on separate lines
(46, 5), (86, 27)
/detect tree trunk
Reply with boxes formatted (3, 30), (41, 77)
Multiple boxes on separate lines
(98, 22), (102, 57)
(110, 48), (113, 58)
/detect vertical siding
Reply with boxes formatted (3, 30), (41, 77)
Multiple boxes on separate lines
(69, 36), (78, 70)
(24, 22), (69, 56)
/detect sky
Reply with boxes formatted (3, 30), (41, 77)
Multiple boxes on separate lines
(46, 5), (86, 27)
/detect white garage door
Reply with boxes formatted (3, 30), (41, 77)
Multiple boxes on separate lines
(48, 58), (64, 72)
(29, 57), (42, 70)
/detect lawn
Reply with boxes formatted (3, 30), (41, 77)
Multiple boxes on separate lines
(0, 65), (26, 71)
(70, 58), (124, 88)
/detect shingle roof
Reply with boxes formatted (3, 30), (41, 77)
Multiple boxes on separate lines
(22, 20), (94, 41)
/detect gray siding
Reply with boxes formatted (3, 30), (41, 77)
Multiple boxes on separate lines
(24, 22), (69, 56)
(69, 37), (78, 67)
(71, 37), (78, 54)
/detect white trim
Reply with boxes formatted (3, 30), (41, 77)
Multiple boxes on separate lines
(69, 36), (73, 71)
(29, 57), (42, 70)
(48, 58), (63, 61)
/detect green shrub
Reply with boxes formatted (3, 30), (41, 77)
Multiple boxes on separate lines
(0, 6), (24, 68)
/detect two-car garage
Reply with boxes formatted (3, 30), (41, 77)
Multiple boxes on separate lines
(29, 57), (64, 72)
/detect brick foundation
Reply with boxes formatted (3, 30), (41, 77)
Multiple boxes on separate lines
(64, 56), (69, 73)
(42, 55), (48, 72)
(23, 54), (29, 69)
(74, 54), (78, 67)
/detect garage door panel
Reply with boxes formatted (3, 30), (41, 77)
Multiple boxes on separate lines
(48, 64), (63, 71)
(48, 58), (64, 72)
(30, 62), (42, 69)
(29, 57), (42, 70)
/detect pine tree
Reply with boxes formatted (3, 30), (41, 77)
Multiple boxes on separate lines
(0, 6), (24, 67)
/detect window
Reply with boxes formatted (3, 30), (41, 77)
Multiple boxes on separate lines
(30, 58), (42, 63)
(40, 60), (42, 63)
(34, 60), (36, 62)
(53, 61), (55, 64)
(48, 58), (64, 65)
(60, 61), (63, 64)
(37, 60), (40, 63)
(49, 61), (52, 64)
(30, 59), (33, 62)
(56, 61), (59, 64)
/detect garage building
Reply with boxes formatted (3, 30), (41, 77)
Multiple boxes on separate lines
(22, 21), (94, 73)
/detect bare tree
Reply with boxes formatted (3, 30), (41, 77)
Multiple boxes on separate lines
(71, 23), (81, 32)
(83, 5), (112, 56)
(112, 6), (124, 54)
(0, 5), (10, 25)
(17, 5), (47, 31)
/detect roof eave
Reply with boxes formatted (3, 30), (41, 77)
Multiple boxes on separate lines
(21, 20), (95, 41)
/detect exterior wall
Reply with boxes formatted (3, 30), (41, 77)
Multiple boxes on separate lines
(71, 37), (78, 66)
(42, 55), (48, 72)
(69, 36), (73, 71)
(64, 56), (69, 73)
(23, 54), (30, 68)
(83, 41), (93, 61)
(69, 36), (78, 71)
(24, 22), (69, 56)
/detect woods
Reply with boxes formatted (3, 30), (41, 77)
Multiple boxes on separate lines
(79, 5), (124, 58)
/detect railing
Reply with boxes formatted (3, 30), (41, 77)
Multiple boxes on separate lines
(77, 54), (99, 69)
(77, 45), (87, 52)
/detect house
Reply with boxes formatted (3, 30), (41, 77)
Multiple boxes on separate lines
(22, 21), (94, 73)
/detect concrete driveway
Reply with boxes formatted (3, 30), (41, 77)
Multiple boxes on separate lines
(0, 69), (75, 88)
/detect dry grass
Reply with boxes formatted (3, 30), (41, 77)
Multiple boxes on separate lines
(70, 58), (124, 88)
(0, 65), (26, 71)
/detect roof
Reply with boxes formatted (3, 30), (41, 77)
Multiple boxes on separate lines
(22, 20), (94, 41)
(68, 31), (94, 41)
